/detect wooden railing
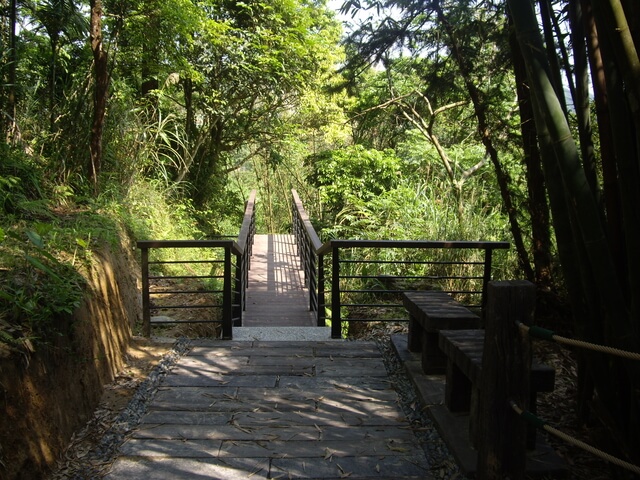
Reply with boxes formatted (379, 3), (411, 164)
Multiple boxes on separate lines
(137, 190), (256, 339)
(291, 190), (510, 338)
(291, 189), (323, 323)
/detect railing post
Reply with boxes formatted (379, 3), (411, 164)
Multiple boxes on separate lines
(222, 246), (233, 339)
(318, 253), (326, 326)
(140, 246), (151, 337)
(480, 248), (493, 327)
(309, 242), (317, 313)
(476, 280), (534, 480)
(233, 251), (243, 327)
(331, 245), (341, 338)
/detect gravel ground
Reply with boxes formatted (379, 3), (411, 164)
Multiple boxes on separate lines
(49, 338), (191, 480)
(375, 336), (467, 480)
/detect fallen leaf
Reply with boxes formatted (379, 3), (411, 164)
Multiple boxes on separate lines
(324, 448), (334, 461)
(337, 464), (352, 477)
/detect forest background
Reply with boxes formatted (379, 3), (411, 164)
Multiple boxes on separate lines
(1, 0), (639, 474)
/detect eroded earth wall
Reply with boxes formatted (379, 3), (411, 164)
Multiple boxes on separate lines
(0, 237), (140, 480)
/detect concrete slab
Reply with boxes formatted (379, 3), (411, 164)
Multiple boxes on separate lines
(232, 326), (333, 341)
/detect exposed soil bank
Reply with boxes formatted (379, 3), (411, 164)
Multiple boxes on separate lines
(0, 237), (141, 480)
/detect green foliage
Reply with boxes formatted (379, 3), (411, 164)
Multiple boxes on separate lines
(0, 145), (45, 215)
(105, 178), (235, 277)
(306, 145), (402, 216)
(0, 225), (86, 351)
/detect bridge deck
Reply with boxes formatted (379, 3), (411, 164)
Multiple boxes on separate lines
(104, 339), (433, 479)
(242, 234), (315, 327)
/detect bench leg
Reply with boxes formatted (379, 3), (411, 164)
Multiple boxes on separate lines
(421, 330), (446, 374)
(445, 359), (472, 412)
(470, 387), (480, 450)
(407, 315), (422, 352)
(527, 391), (538, 450)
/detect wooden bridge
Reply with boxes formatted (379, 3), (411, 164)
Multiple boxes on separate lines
(242, 233), (316, 328)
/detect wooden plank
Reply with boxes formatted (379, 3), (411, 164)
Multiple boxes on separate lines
(271, 455), (431, 479)
(105, 457), (271, 480)
(107, 340), (434, 479)
(403, 291), (480, 331)
(242, 234), (315, 327)
(146, 436), (427, 460)
(132, 424), (418, 442)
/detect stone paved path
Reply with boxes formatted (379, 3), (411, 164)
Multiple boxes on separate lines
(103, 339), (433, 479)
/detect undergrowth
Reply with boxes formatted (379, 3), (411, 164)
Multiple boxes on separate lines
(0, 153), (237, 354)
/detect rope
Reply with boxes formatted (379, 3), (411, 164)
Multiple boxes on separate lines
(517, 322), (640, 361)
(509, 400), (640, 475)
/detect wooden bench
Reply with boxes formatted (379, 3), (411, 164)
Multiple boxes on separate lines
(403, 291), (481, 374)
(439, 329), (556, 450)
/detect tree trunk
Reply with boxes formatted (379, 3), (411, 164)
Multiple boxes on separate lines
(508, 18), (553, 289)
(5, 0), (18, 143)
(49, 35), (59, 133)
(581, 0), (626, 290)
(569, 0), (599, 204)
(433, 2), (534, 281)
(141, 0), (160, 101)
(621, 0), (640, 51)
(591, 0), (640, 318)
(538, 0), (567, 111)
(508, 0), (639, 462)
(89, 0), (109, 190)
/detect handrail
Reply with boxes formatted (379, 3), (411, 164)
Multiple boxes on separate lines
(235, 190), (257, 326)
(137, 190), (256, 339)
(317, 239), (510, 255)
(137, 239), (241, 255)
(291, 189), (510, 338)
(291, 189), (323, 323)
(237, 190), (257, 252)
(292, 189), (322, 250)
(320, 239), (510, 338)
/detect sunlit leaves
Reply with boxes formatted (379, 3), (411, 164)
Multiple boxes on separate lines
(306, 145), (402, 215)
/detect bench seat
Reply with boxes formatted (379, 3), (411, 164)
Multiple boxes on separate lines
(439, 329), (555, 449)
(403, 291), (480, 374)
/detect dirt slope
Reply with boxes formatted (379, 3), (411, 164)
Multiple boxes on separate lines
(0, 236), (141, 480)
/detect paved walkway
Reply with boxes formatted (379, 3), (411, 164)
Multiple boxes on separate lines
(104, 234), (433, 478)
(104, 340), (433, 479)
(242, 234), (316, 327)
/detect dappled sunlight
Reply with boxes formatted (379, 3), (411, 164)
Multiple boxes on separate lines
(106, 340), (431, 478)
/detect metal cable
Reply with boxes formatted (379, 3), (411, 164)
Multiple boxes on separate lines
(509, 400), (640, 475)
(517, 322), (640, 361)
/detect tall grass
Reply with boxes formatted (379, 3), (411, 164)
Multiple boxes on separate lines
(319, 178), (518, 321)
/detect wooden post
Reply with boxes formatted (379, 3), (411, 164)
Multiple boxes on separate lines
(318, 253), (326, 327)
(222, 247), (233, 339)
(331, 245), (341, 338)
(476, 280), (534, 480)
(140, 245), (151, 337)
(480, 248), (493, 327)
